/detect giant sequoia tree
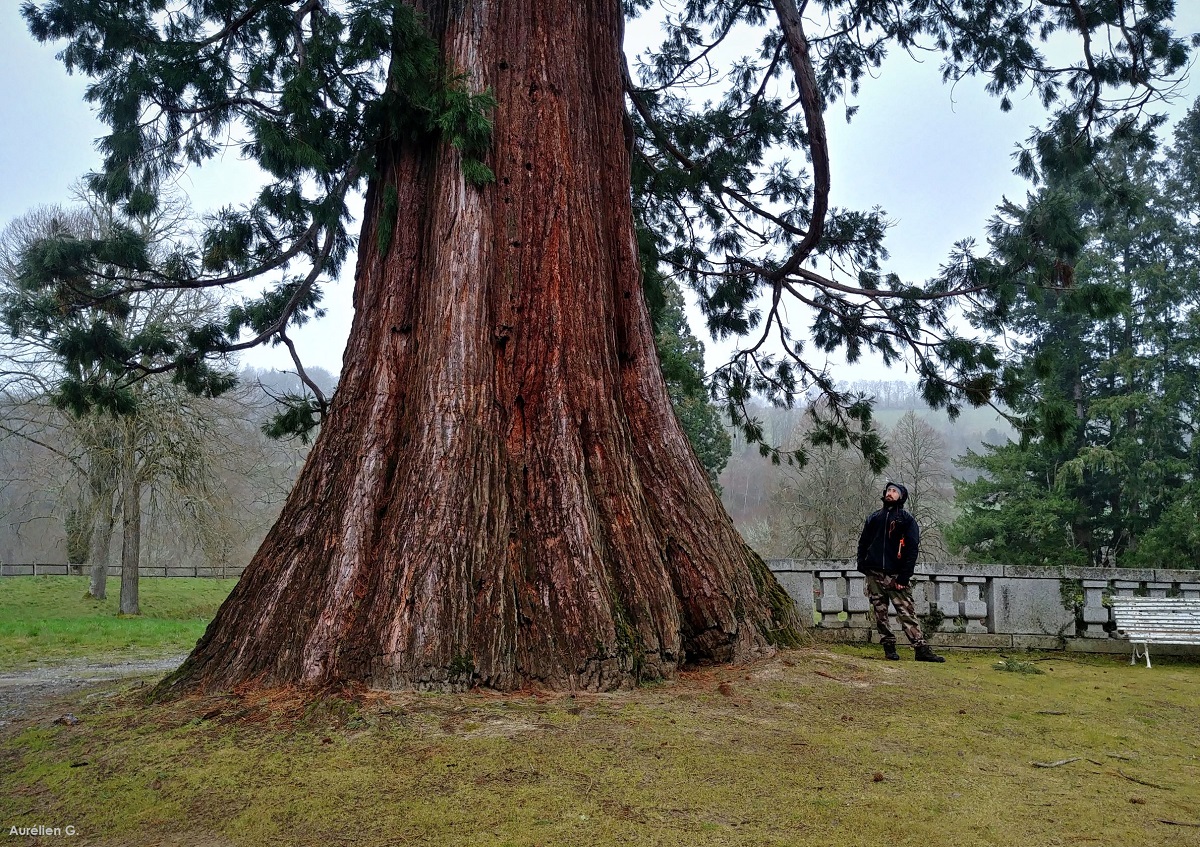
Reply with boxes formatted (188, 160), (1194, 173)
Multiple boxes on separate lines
(14, 0), (1193, 691)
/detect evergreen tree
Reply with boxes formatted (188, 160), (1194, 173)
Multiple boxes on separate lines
(12, 0), (1194, 692)
(949, 106), (1200, 567)
(645, 267), (731, 488)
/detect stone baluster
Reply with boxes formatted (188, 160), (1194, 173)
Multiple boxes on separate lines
(1180, 582), (1200, 600)
(818, 571), (846, 628)
(933, 576), (960, 630)
(961, 576), (989, 633)
(1146, 581), (1171, 599)
(1113, 580), (1141, 598)
(846, 572), (871, 627)
(1080, 579), (1111, 638)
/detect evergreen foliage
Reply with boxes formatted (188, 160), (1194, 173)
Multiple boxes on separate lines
(12, 0), (1198, 462)
(626, 0), (1193, 465)
(644, 263), (732, 487)
(13, 0), (496, 428)
(948, 105), (1200, 568)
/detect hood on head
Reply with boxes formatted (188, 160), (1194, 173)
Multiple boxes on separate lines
(881, 482), (909, 507)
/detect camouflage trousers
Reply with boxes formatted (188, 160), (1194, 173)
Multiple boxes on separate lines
(863, 571), (928, 647)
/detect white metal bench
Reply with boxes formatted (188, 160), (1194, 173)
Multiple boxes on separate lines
(1110, 597), (1200, 667)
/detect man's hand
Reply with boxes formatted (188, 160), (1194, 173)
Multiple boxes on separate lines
(892, 582), (907, 591)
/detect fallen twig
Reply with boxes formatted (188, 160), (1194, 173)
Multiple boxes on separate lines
(1036, 710), (1067, 715)
(1032, 757), (1081, 768)
(1158, 819), (1200, 827)
(1116, 770), (1168, 790)
(1106, 752), (1134, 761)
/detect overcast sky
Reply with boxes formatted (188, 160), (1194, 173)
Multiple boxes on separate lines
(2, 5), (1198, 382)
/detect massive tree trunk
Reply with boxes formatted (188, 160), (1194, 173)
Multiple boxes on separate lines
(162, 0), (798, 694)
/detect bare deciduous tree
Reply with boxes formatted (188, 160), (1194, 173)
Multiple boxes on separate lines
(886, 411), (954, 563)
(1, 196), (309, 609)
(759, 409), (881, 560)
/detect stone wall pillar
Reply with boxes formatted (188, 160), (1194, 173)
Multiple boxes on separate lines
(771, 567), (816, 626)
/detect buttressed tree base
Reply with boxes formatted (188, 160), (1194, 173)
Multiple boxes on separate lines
(162, 0), (799, 694)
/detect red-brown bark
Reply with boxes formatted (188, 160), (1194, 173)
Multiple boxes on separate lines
(162, 0), (799, 694)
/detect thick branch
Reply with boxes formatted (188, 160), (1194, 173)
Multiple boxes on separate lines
(768, 0), (830, 281)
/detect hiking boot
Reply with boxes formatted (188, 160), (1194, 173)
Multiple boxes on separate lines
(914, 645), (945, 663)
(882, 643), (900, 661)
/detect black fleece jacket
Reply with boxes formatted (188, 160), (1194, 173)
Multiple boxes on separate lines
(856, 485), (920, 585)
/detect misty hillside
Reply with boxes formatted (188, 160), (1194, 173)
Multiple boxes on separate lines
(0, 367), (335, 571)
(720, 380), (1014, 562)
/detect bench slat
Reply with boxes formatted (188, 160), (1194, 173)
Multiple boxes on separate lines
(1111, 598), (1200, 651)
(1111, 600), (1200, 605)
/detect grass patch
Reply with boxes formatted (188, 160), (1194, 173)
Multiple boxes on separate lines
(2, 646), (1199, 846)
(993, 656), (1045, 674)
(0, 576), (236, 670)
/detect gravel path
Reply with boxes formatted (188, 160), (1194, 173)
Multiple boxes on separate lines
(0, 655), (186, 727)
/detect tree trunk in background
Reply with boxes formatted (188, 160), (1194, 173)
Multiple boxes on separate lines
(118, 432), (140, 615)
(87, 496), (114, 600)
(84, 420), (120, 599)
(162, 0), (798, 695)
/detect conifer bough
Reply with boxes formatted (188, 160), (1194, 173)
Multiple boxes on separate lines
(15, 0), (1193, 691)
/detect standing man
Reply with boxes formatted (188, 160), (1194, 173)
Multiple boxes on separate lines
(856, 482), (945, 662)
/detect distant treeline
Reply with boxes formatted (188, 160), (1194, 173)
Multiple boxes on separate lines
(841, 380), (931, 410)
(718, 388), (1013, 563)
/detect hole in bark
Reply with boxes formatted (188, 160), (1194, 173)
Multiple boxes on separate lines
(524, 162), (533, 171)
(499, 60), (508, 70)
(623, 291), (631, 299)
(502, 177), (510, 185)
(510, 240), (521, 247)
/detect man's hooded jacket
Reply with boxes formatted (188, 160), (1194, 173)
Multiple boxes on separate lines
(856, 483), (920, 585)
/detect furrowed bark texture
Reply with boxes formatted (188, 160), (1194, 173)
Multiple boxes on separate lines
(166, 0), (796, 694)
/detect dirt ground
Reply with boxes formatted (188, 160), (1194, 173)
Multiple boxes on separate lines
(0, 656), (184, 728)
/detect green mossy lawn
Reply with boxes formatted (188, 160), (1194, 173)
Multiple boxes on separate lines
(3, 644), (1200, 847)
(0, 576), (237, 671)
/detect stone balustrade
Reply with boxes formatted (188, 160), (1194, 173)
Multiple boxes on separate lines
(768, 559), (1200, 656)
